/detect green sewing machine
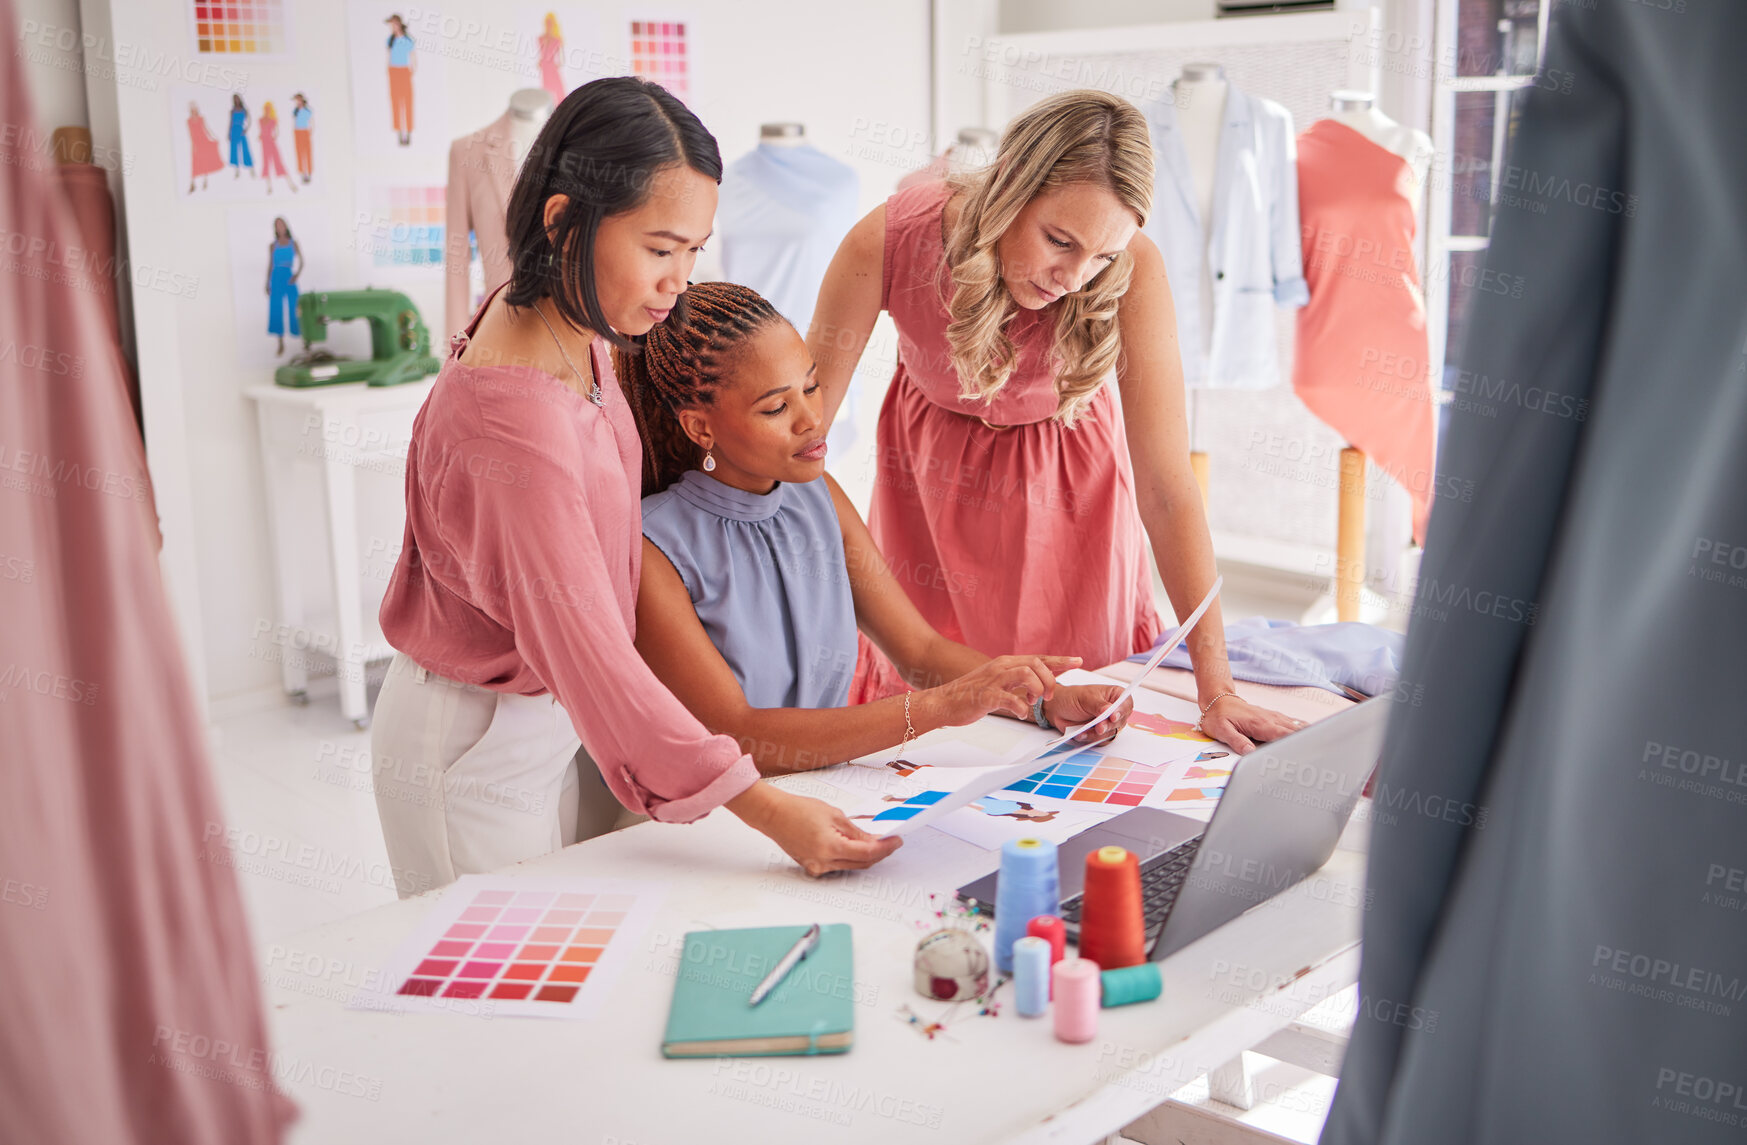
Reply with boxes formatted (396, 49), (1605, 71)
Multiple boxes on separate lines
(274, 289), (442, 388)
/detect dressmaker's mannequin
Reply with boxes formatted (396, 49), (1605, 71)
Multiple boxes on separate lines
(720, 118), (860, 451)
(896, 127), (1000, 190)
(952, 127), (999, 172)
(1175, 62), (1228, 245)
(506, 88), (551, 171)
(1327, 90), (1432, 215)
(1173, 61), (1228, 506)
(1308, 91), (1435, 622)
(443, 89), (553, 335)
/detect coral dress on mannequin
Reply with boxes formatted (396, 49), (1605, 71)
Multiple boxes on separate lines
(1294, 119), (1437, 542)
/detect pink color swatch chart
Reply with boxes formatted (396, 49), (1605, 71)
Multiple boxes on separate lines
(630, 20), (688, 98)
(191, 0), (289, 54)
(349, 876), (661, 1020)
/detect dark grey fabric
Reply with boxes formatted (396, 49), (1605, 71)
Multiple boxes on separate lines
(1321, 3), (1747, 1143)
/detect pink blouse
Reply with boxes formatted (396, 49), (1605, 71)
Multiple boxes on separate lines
(379, 286), (759, 822)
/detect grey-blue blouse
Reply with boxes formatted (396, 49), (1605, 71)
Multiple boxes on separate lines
(641, 470), (857, 710)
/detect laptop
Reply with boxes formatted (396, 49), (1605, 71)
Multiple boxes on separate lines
(955, 696), (1389, 960)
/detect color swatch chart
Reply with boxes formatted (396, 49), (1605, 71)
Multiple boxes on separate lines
(351, 876), (659, 1020)
(191, 0), (289, 55)
(1003, 751), (1162, 807)
(357, 185), (445, 270)
(630, 20), (688, 98)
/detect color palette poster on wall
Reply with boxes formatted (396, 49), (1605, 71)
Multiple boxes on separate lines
(346, 1), (449, 165)
(224, 204), (340, 369)
(171, 84), (330, 201)
(348, 876), (662, 1019)
(628, 15), (690, 100)
(187, 0), (293, 58)
(351, 180), (446, 279)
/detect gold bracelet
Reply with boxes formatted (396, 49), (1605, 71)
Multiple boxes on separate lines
(1195, 690), (1239, 732)
(888, 691), (917, 765)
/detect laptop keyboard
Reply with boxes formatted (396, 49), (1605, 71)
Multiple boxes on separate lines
(1061, 836), (1202, 932)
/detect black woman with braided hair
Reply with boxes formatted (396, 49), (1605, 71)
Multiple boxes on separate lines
(621, 280), (1135, 778)
(374, 77), (903, 886)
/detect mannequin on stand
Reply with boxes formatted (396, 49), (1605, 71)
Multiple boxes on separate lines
(897, 126), (1000, 190)
(762, 120), (804, 148)
(717, 121), (860, 450)
(1174, 62), (1227, 508)
(718, 122), (860, 335)
(443, 88), (554, 338)
(1294, 90), (1436, 622)
(1327, 90), (1432, 202)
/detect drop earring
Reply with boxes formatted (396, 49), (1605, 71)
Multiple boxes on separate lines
(703, 450), (716, 472)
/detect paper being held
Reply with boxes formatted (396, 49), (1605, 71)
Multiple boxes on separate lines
(870, 576), (1224, 838)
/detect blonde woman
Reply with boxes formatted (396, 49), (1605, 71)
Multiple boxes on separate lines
(256, 101), (297, 195)
(809, 89), (1300, 752)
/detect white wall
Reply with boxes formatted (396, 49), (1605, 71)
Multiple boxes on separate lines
(87, 0), (929, 712)
(999, 0), (1217, 34)
(15, 0), (87, 126)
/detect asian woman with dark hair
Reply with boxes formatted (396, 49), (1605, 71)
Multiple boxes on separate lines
(373, 76), (901, 891)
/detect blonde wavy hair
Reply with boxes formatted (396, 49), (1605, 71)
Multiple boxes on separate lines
(941, 89), (1154, 425)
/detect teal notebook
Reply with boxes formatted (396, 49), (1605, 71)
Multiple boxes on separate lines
(661, 924), (855, 1058)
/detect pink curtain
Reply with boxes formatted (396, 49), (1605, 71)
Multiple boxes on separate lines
(50, 159), (154, 495)
(0, 0), (294, 1138)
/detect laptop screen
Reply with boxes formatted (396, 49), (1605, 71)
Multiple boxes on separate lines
(1150, 697), (1390, 959)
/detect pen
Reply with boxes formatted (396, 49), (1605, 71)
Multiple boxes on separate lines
(749, 923), (821, 1007)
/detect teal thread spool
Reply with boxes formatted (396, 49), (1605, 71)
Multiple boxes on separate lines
(1100, 962), (1163, 1007)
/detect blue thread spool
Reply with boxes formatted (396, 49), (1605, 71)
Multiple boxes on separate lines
(994, 837), (1059, 973)
(1099, 962), (1163, 1007)
(1013, 936), (1051, 1017)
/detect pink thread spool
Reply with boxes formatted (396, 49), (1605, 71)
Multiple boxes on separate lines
(1052, 957), (1100, 1044)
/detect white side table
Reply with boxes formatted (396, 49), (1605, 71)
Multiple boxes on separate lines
(245, 379), (435, 728)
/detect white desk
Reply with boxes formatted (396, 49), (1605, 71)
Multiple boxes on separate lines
(246, 380), (434, 727)
(264, 668), (1368, 1144)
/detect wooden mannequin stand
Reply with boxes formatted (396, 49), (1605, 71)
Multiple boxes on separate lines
(1336, 446), (1365, 621)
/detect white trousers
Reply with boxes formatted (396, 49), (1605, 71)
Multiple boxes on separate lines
(371, 652), (644, 898)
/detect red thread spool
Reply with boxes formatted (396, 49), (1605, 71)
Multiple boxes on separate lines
(1026, 915), (1066, 998)
(1078, 845), (1146, 969)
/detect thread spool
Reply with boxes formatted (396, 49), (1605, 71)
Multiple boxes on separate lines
(1078, 845), (1146, 970)
(1100, 962), (1163, 1007)
(1026, 915), (1066, 997)
(1052, 957), (1100, 1043)
(993, 837), (1059, 973)
(1013, 936), (1050, 1017)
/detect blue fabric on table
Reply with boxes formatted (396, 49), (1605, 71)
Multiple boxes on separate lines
(1127, 615), (1402, 697)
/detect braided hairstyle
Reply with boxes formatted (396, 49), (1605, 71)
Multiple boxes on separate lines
(616, 281), (784, 496)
